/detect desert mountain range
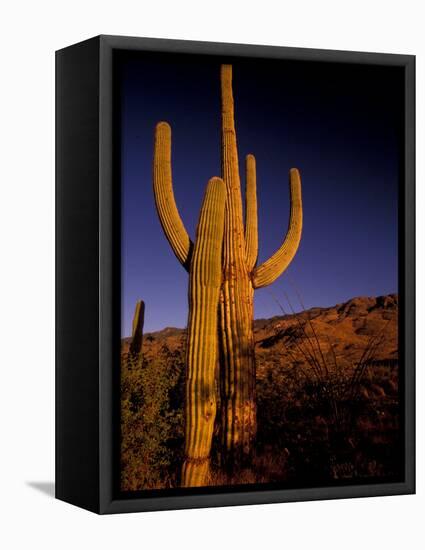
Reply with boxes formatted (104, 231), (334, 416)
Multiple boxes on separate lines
(122, 294), (398, 372)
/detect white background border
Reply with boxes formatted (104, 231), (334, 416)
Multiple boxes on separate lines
(0, 1), (421, 548)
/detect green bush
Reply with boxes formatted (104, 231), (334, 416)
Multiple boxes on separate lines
(120, 345), (185, 491)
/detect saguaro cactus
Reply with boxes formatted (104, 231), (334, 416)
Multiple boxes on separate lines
(154, 124), (226, 486)
(218, 65), (303, 465)
(218, 65), (257, 462)
(129, 299), (145, 358)
(153, 64), (303, 481)
(182, 177), (226, 486)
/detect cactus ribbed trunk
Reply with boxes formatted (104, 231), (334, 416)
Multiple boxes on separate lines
(181, 177), (226, 487)
(219, 65), (256, 466)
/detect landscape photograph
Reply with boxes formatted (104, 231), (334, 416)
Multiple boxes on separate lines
(117, 52), (403, 493)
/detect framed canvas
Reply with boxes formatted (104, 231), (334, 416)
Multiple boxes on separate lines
(56, 35), (415, 514)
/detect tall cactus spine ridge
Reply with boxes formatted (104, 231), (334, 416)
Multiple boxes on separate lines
(219, 64), (257, 464)
(181, 177), (226, 487)
(218, 65), (303, 467)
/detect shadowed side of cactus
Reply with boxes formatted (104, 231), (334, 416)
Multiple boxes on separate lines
(181, 177), (226, 487)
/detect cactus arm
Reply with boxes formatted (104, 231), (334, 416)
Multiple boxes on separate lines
(252, 168), (303, 289)
(153, 121), (193, 271)
(245, 154), (258, 271)
(129, 300), (145, 357)
(182, 177), (226, 487)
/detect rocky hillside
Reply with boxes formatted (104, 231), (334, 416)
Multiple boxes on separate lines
(122, 294), (398, 372)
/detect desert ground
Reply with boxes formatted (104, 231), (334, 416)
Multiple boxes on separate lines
(120, 294), (401, 491)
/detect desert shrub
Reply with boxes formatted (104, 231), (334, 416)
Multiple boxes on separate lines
(255, 293), (400, 484)
(120, 345), (185, 491)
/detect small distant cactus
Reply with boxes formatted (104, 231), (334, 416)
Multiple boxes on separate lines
(129, 299), (145, 358)
(153, 64), (302, 485)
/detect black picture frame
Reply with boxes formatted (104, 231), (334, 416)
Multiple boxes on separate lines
(56, 34), (415, 514)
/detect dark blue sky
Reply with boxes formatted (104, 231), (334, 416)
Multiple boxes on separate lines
(118, 52), (403, 336)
